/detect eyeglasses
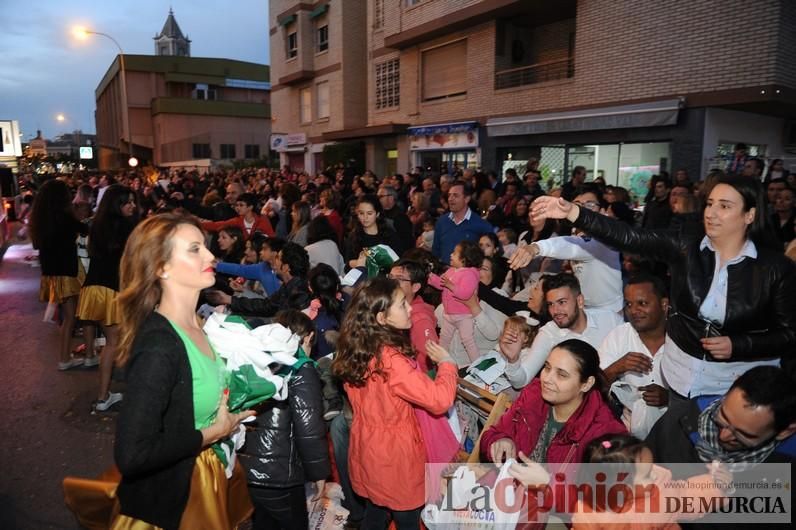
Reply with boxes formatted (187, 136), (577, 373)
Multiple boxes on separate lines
(574, 200), (600, 211)
(377, 194), (390, 199)
(710, 400), (769, 449)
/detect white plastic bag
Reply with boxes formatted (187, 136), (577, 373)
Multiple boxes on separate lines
(307, 482), (349, 530)
(422, 460), (523, 529)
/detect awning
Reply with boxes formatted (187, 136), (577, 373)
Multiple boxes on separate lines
(310, 3), (329, 19)
(407, 121), (478, 136)
(278, 14), (296, 26)
(486, 99), (682, 136)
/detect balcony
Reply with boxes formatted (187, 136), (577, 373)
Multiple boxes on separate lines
(494, 57), (574, 90)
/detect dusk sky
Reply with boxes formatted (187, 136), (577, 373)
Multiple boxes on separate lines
(0, 1), (270, 142)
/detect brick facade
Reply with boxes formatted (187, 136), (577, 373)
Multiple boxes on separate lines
(270, 0), (795, 175)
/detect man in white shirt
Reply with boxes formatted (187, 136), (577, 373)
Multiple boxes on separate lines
(599, 274), (669, 438)
(503, 273), (617, 388)
(509, 189), (624, 321)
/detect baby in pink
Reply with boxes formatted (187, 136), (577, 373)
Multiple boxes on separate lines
(429, 240), (485, 363)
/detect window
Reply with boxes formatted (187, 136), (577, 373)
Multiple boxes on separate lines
(421, 40), (467, 101)
(316, 25), (329, 53)
(220, 144), (236, 159)
(405, 0), (421, 6)
(375, 58), (400, 109)
(374, 0), (384, 29)
(300, 87), (312, 123)
(317, 81), (330, 119)
(194, 83), (217, 100)
(244, 144), (261, 159)
(192, 143), (211, 159)
(287, 30), (298, 59)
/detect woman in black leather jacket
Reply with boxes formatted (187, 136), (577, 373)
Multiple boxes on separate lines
(513, 174), (796, 399)
(238, 310), (330, 530)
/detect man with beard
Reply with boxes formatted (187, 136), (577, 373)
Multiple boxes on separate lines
(503, 272), (617, 388)
(599, 273), (669, 438)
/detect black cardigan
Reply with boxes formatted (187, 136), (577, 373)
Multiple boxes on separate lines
(114, 312), (204, 530)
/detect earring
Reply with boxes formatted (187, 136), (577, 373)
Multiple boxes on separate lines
(160, 273), (169, 280)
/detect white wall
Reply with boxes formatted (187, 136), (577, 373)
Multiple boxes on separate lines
(702, 108), (785, 177)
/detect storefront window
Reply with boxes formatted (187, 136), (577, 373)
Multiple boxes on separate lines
(416, 150), (477, 175)
(617, 142), (670, 206)
(565, 142), (670, 206)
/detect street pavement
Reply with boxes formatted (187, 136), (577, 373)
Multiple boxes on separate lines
(0, 240), (117, 530)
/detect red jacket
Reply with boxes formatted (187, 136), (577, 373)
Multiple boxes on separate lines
(323, 210), (344, 244)
(481, 379), (626, 467)
(345, 346), (458, 510)
(201, 214), (275, 239)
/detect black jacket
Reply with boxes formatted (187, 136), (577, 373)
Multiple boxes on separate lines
(574, 208), (796, 368)
(646, 395), (796, 468)
(114, 312), (204, 530)
(229, 276), (311, 317)
(239, 364), (330, 487)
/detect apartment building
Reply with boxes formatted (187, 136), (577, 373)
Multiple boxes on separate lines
(271, 0), (796, 194)
(94, 55), (271, 170)
(94, 9), (270, 170)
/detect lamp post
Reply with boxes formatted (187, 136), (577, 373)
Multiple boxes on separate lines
(73, 27), (136, 168)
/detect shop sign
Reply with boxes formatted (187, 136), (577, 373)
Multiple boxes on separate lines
(410, 130), (478, 151)
(286, 133), (307, 146)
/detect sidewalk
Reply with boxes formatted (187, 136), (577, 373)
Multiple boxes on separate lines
(0, 241), (115, 530)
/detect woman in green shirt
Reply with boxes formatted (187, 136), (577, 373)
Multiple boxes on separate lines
(111, 213), (256, 530)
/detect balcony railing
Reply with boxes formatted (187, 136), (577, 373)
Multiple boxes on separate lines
(494, 57), (574, 90)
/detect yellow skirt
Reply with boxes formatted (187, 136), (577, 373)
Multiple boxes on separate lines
(76, 286), (121, 326)
(39, 275), (82, 304)
(64, 449), (253, 530)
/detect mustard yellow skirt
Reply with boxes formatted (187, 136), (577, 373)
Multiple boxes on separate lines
(76, 286), (121, 326)
(64, 449), (253, 530)
(39, 275), (82, 304)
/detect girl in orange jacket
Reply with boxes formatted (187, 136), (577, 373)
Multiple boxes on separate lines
(332, 277), (458, 530)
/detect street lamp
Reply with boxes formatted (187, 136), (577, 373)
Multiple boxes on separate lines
(73, 26), (136, 168)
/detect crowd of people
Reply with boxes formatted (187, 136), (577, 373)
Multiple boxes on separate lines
(21, 151), (796, 529)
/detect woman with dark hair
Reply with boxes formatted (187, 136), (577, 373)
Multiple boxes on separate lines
(306, 215), (345, 275)
(76, 184), (138, 412)
(216, 226), (245, 264)
(343, 194), (400, 269)
(287, 200), (311, 247)
(30, 179), (89, 370)
(765, 158), (788, 182)
(318, 188), (344, 243)
(332, 278), (457, 529)
(524, 173), (796, 395)
(509, 197), (531, 236)
(481, 339), (626, 523)
(307, 264), (345, 359)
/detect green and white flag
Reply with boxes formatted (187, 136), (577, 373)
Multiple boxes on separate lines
(204, 313), (300, 477)
(365, 244), (399, 277)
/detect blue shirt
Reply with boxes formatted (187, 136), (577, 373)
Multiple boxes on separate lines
(214, 261), (281, 296)
(431, 208), (494, 264)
